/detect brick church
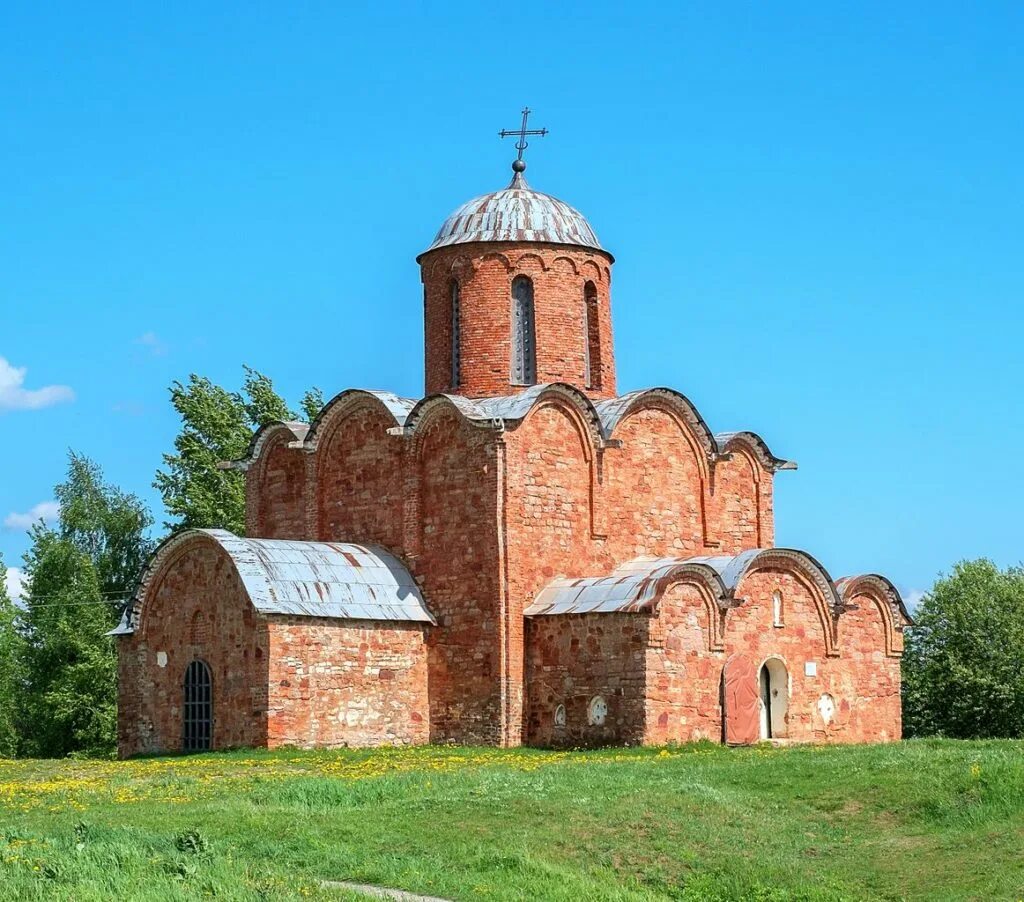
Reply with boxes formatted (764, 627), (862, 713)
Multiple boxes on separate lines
(114, 131), (911, 756)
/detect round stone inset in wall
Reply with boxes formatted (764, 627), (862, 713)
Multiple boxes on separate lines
(588, 695), (608, 726)
(554, 704), (567, 728)
(156, 651), (168, 668)
(818, 693), (836, 725)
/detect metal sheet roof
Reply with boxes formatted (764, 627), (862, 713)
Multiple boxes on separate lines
(835, 574), (913, 626)
(420, 173), (606, 258)
(526, 548), (843, 617)
(715, 431), (797, 472)
(111, 529), (433, 635)
(526, 556), (727, 616)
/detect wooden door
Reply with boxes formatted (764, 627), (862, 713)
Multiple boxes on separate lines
(723, 653), (760, 746)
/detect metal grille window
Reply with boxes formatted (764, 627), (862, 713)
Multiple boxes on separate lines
(183, 659), (212, 752)
(584, 281), (601, 389)
(450, 280), (461, 388)
(511, 275), (536, 385)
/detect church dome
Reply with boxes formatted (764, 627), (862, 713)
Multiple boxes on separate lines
(420, 171), (606, 259)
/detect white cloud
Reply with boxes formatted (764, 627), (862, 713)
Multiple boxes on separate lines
(135, 332), (168, 357)
(4, 500), (61, 531)
(4, 567), (27, 604)
(0, 357), (75, 412)
(112, 400), (145, 416)
(902, 588), (927, 612)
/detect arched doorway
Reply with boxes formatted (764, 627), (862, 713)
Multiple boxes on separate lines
(183, 660), (213, 752)
(759, 658), (789, 740)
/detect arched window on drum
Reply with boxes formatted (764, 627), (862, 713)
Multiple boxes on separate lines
(584, 281), (601, 389)
(511, 275), (537, 385)
(450, 279), (461, 389)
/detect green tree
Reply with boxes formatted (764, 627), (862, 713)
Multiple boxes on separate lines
(154, 367), (322, 535)
(902, 559), (1024, 739)
(19, 454), (153, 757)
(0, 554), (24, 757)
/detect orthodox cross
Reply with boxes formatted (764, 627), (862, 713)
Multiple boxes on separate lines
(499, 108), (548, 170)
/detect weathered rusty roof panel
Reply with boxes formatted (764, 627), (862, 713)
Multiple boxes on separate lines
(526, 548), (847, 617)
(111, 529), (433, 635)
(421, 173), (606, 258)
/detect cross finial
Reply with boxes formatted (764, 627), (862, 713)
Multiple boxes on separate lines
(499, 107), (548, 176)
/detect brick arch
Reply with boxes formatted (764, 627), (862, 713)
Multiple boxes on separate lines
(606, 393), (714, 550)
(550, 255), (580, 275)
(524, 384), (605, 455)
(580, 259), (603, 282)
(835, 575), (910, 657)
(713, 444), (762, 550)
(716, 431), (793, 474)
(654, 570), (727, 652)
(129, 531), (246, 639)
(604, 389), (717, 473)
(305, 389), (408, 449)
(476, 251), (513, 273)
(510, 251), (547, 271)
(511, 395), (597, 567)
(252, 430), (307, 539)
(730, 550), (841, 657)
(314, 397), (404, 547)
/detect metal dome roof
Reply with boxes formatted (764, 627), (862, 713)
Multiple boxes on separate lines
(420, 171), (606, 259)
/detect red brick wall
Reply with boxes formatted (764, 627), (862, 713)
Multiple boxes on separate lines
(316, 401), (405, 549)
(116, 537), (269, 757)
(524, 567), (901, 749)
(253, 434), (307, 539)
(525, 613), (648, 747)
(266, 618), (428, 748)
(834, 591), (902, 742)
(413, 407), (504, 743)
(421, 242), (616, 399)
(605, 406), (709, 557)
(644, 582), (724, 743)
(713, 446), (772, 551)
(505, 400), (599, 741)
(721, 567), (899, 743)
(723, 568), (833, 741)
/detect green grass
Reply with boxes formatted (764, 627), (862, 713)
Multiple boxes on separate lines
(1, 740), (1023, 901)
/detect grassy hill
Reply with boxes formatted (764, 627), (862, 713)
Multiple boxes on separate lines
(1, 740), (1022, 900)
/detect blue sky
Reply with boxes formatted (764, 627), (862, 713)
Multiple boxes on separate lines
(2, 2), (1022, 607)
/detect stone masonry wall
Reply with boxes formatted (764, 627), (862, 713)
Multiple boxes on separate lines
(834, 591), (902, 742)
(604, 406), (709, 557)
(255, 434), (307, 539)
(724, 568), (834, 742)
(643, 582), (725, 744)
(525, 613), (647, 747)
(265, 618), (429, 748)
(413, 408), (504, 743)
(421, 242), (617, 399)
(504, 398), (774, 742)
(117, 538), (269, 757)
(525, 568), (901, 750)
(317, 401), (405, 551)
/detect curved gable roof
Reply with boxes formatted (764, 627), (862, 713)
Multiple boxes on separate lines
(526, 548), (844, 617)
(111, 529), (433, 635)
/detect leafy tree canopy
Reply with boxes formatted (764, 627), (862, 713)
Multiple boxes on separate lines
(0, 554), (23, 757)
(154, 367), (322, 535)
(19, 453), (153, 757)
(903, 558), (1024, 739)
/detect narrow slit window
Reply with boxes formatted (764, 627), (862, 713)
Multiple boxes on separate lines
(450, 280), (461, 388)
(584, 281), (601, 389)
(772, 590), (784, 627)
(511, 275), (536, 385)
